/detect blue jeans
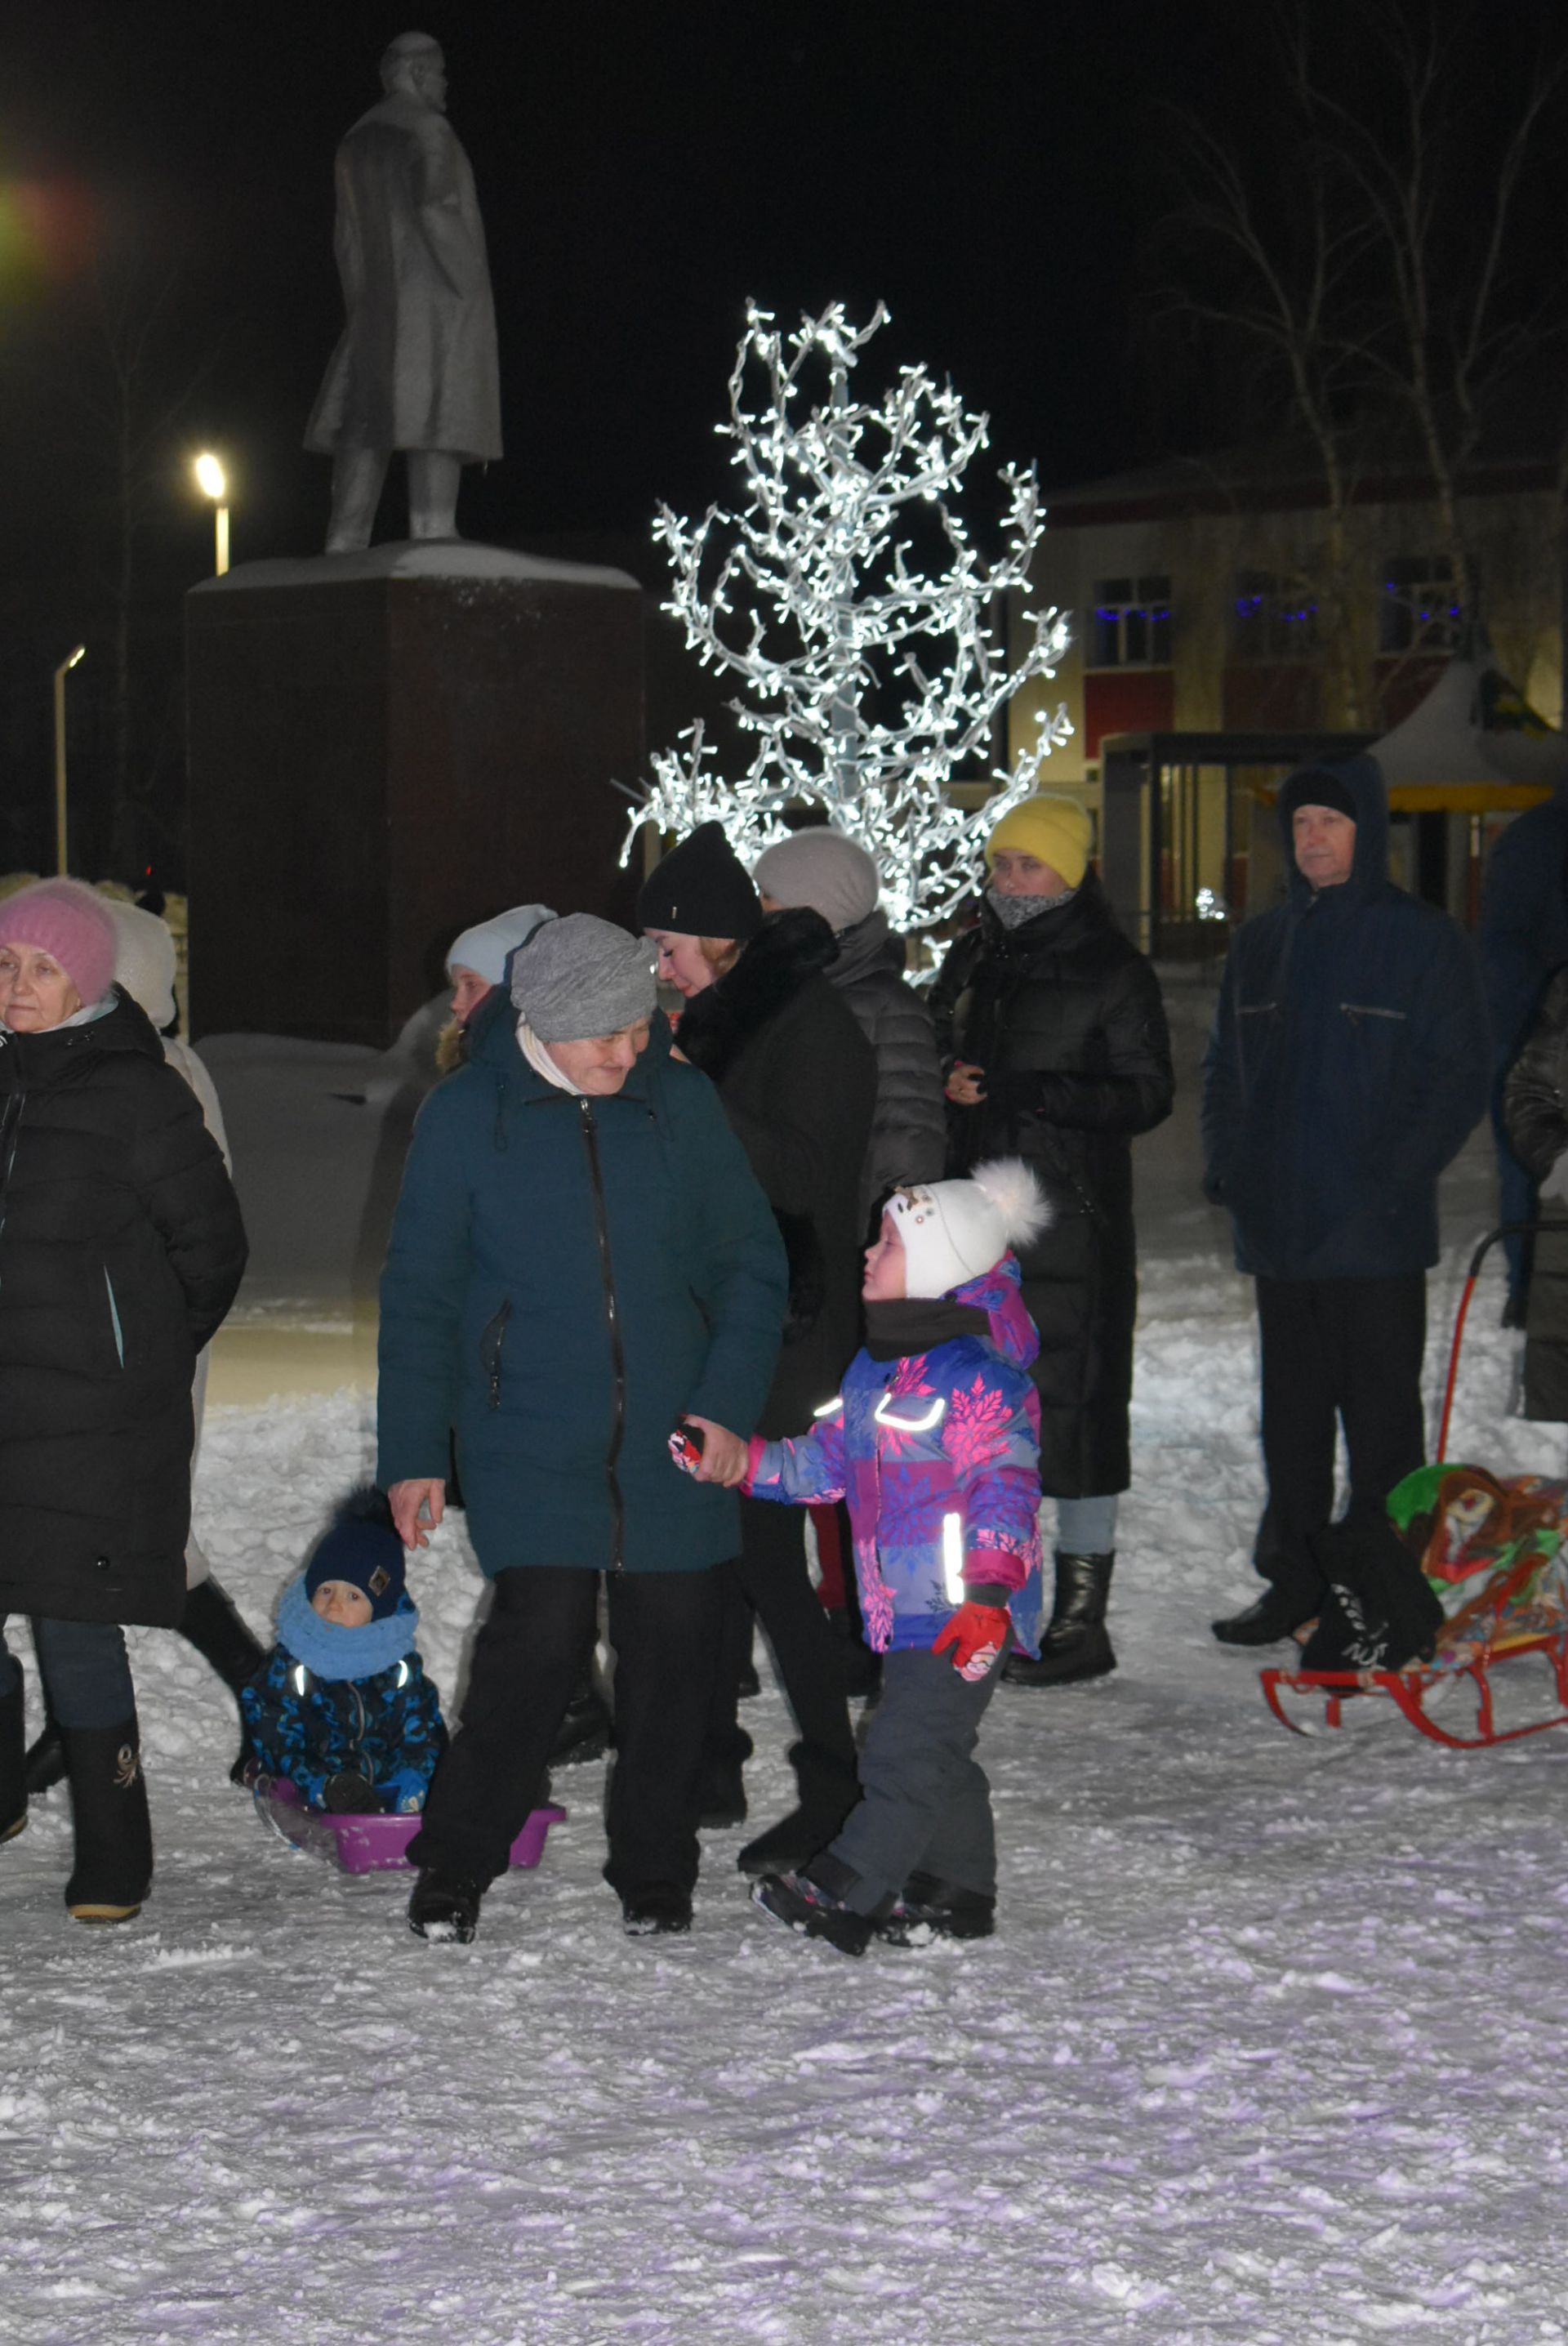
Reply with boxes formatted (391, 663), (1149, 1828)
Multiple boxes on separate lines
(0, 1617), (135, 1729)
(1052, 1494), (1119, 1554)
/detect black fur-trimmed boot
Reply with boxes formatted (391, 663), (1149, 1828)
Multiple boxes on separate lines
(61, 1718), (154, 1925)
(1004, 1552), (1116, 1688)
(1, 1673), (26, 1843)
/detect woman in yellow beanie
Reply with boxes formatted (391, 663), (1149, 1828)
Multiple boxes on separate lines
(929, 795), (1173, 1687)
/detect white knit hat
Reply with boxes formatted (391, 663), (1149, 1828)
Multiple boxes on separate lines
(447, 903), (556, 987)
(110, 900), (178, 1031)
(886, 1159), (1049, 1298)
(752, 830), (880, 935)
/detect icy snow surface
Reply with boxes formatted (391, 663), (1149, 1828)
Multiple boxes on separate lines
(7, 1001), (1568, 2343)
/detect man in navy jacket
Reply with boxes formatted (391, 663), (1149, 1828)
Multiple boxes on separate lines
(1201, 756), (1490, 1644)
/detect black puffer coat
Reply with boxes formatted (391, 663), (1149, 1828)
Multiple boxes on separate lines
(1503, 965), (1568, 1420)
(676, 909), (876, 1434)
(826, 908), (947, 1227)
(930, 874), (1174, 1496)
(0, 992), (248, 1626)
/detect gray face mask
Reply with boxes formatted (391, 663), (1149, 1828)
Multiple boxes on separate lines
(987, 885), (1076, 930)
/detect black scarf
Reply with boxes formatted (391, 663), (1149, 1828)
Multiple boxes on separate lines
(864, 1298), (991, 1360)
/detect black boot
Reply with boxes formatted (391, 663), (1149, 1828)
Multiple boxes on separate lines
(549, 1674), (612, 1768)
(875, 1870), (996, 1947)
(24, 1714), (65, 1797)
(178, 1578), (266, 1693)
(61, 1718), (153, 1925)
(736, 1740), (858, 1875)
(408, 1868), (484, 1944)
(1, 1674), (25, 1843)
(1005, 1552), (1116, 1688)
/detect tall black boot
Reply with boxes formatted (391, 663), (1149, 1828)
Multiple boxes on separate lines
(1004, 1552), (1116, 1688)
(62, 1717), (153, 1925)
(24, 1713), (66, 1796)
(735, 1738), (859, 1875)
(178, 1578), (266, 1693)
(1, 1674), (26, 1842)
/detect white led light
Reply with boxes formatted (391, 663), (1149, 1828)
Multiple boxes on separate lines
(621, 301), (1073, 971)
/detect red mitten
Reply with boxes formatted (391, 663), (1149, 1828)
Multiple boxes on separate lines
(933, 1601), (1012, 1683)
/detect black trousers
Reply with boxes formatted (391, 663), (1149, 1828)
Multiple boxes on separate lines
(408, 1564), (723, 1895)
(706, 1496), (858, 1818)
(1254, 1274), (1427, 1612)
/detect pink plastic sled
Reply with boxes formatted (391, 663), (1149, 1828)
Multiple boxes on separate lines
(256, 1777), (566, 1874)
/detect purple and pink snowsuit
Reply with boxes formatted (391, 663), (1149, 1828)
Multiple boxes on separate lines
(743, 1258), (1045, 1657)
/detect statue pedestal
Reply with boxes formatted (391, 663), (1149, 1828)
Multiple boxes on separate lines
(185, 543), (644, 1046)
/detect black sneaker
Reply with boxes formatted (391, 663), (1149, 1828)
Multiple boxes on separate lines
(1210, 1593), (1312, 1648)
(752, 1870), (874, 1956)
(876, 1871), (996, 1947)
(323, 1770), (385, 1813)
(408, 1868), (484, 1944)
(621, 1882), (693, 1936)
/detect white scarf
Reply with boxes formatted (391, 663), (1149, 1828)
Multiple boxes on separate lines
(516, 1013), (583, 1096)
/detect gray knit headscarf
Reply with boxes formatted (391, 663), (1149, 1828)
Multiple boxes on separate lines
(508, 913), (657, 1042)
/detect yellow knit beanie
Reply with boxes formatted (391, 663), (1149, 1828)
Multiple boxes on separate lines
(984, 795), (1092, 889)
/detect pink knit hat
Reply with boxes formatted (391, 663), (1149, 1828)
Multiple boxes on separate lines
(0, 881), (118, 1006)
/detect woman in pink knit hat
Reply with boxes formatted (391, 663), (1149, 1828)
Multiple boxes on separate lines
(0, 880), (247, 1923)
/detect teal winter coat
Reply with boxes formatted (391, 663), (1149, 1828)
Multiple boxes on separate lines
(376, 1003), (787, 1573)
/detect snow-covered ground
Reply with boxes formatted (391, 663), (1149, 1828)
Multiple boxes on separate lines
(7, 999), (1568, 2344)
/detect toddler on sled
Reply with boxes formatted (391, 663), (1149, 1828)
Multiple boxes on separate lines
(744, 1160), (1046, 1955)
(242, 1487), (445, 1814)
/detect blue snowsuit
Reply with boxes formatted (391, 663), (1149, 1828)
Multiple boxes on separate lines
(241, 1576), (445, 1813)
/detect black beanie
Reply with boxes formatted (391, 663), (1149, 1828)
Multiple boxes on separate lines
(1279, 767), (1357, 823)
(636, 821), (763, 941)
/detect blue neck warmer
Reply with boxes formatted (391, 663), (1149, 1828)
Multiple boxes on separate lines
(274, 1573), (419, 1683)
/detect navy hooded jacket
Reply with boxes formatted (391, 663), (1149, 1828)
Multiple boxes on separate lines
(376, 997), (787, 1573)
(1201, 755), (1489, 1281)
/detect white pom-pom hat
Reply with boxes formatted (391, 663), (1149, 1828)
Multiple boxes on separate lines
(885, 1158), (1049, 1299)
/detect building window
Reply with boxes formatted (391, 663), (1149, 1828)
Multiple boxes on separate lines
(1091, 576), (1171, 668)
(1232, 570), (1318, 662)
(1379, 554), (1466, 656)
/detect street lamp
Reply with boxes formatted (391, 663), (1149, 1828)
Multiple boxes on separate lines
(194, 451), (229, 575)
(53, 644), (86, 876)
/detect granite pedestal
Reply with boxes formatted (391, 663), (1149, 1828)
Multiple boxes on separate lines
(185, 543), (644, 1046)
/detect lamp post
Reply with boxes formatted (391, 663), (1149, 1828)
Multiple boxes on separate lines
(52, 644), (86, 876)
(194, 451), (229, 575)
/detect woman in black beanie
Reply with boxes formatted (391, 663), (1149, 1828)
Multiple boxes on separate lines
(640, 823), (875, 1874)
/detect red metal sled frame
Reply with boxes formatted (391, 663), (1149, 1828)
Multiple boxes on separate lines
(1261, 1635), (1568, 1746)
(1261, 1220), (1568, 1748)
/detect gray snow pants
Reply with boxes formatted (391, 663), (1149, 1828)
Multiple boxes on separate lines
(821, 1643), (1004, 1915)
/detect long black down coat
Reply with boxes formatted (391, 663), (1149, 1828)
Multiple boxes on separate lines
(930, 873), (1174, 1496)
(1503, 965), (1568, 1420)
(0, 991), (248, 1627)
(826, 908), (947, 1228)
(676, 908), (875, 1435)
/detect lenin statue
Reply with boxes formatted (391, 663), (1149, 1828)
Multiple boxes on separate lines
(305, 31), (502, 553)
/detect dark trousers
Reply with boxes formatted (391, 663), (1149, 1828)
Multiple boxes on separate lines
(1255, 1274), (1427, 1612)
(706, 1497), (858, 1812)
(0, 1617), (134, 1728)
(825, 1644), (1005, 1914)
(408, 1564), (723, 1895)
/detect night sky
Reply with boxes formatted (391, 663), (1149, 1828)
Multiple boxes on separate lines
(0, 0), (1221, 557)
(1, 0), (1565, 879)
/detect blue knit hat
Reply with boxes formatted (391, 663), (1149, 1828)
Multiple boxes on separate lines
(304, 1487), (408, 1621)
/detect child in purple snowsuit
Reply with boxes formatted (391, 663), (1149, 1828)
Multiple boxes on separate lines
(746, 1159), (1046, 1954)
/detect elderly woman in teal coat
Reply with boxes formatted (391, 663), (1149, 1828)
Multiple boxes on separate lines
(376, 914), (786, 1945)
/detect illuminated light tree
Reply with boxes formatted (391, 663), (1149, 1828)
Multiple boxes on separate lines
(624, 301), (1071, 964)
